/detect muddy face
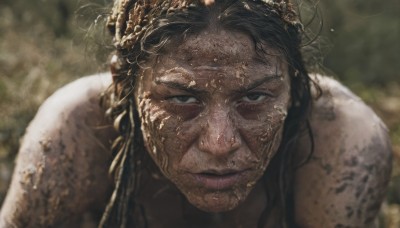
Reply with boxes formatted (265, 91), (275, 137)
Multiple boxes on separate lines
(135, 29), (291, 212)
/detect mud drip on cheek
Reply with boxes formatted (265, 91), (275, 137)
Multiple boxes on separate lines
(138, 96), (152, 146)
(258, 103), (287, 142)
(138, 96), (172, 173)
(158, 116), (170, 130)
(274, 104), (288, 121)
(259, 123), (275, 142)
(175, 126), (182, 137)
(260, 125), (284, 170)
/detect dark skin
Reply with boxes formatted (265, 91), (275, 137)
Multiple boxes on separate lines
(0, 28), (392, 227)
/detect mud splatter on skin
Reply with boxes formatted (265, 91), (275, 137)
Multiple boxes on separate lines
(135, 29), (291, 213)
(294, 80), (392, 227)
(39, 139), (52, 152)
(325, 135), (392, 226)
(0, 78), (116, 227)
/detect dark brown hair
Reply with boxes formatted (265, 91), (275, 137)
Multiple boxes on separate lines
(100, 1), (317, 227)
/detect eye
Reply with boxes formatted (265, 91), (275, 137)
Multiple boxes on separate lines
(241, 92), (268, 102)
(166, 95), (202, 120)
(169, 95), (199, 104)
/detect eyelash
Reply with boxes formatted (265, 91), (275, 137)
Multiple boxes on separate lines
(168, 95), (199, 104)
(164, 91), (273, 120)
(167, 91), (272, 105)
(165, 95), (203, 120)
(240, 92), (270, 103)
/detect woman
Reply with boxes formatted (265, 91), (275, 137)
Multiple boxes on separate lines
(0, 0), (392, 227)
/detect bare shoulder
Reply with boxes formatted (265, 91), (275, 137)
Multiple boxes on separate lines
(0, 73), (116, 227)
(294, 75), (392, 227)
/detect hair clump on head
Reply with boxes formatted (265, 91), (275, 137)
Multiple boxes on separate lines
(107, 0), (304, 50)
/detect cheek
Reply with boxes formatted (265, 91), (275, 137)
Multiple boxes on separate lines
(240, 102), (288, 164)
(137, 97), (191, 176)
(138, 97), (174, 171)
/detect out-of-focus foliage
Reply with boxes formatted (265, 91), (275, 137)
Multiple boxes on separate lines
(0, 0), (399, 226)
(321, 0), (400, 86)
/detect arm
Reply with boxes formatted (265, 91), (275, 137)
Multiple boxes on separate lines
(0, 74), (116, 227)
(294, 76), (392, 227)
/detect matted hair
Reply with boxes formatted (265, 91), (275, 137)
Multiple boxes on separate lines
(100, 0), (318, 227)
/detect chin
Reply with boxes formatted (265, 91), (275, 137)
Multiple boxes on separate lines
(184, 188), (250, 213)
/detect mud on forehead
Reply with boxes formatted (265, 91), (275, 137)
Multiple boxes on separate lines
(161, 28), (282, 66)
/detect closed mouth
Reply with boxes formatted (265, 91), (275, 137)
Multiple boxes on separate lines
(191, 169), (249, 190)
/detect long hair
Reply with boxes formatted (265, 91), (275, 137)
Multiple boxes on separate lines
(100, 0), (318, 227)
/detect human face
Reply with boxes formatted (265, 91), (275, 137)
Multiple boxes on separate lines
(135, 29), (291, 212)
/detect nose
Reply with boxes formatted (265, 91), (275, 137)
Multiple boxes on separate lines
(198, 108), (241, 156)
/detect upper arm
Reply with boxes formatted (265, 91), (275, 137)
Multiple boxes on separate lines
(0, 74), (115, 227)
(294, 76), (392, 227)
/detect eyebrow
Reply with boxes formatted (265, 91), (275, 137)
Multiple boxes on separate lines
(155, 78), (206, 94)
(235, 74), (283, 93)
(155, 74), (282, 94)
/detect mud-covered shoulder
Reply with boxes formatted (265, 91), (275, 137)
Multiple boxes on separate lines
(310, 74), (387, 129)
(309, 74), (391, 163)
(294, 74), (392, 227)
(0, 73), (116, 227)
(39, 73), (112, 114)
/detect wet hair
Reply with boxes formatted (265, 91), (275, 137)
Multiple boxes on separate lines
(100, 0), (317, 227)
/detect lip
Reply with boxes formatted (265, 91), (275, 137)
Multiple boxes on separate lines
(190, 169), (249, 190)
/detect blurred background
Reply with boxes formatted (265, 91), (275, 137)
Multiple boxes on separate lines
(0, 0), (399, 226)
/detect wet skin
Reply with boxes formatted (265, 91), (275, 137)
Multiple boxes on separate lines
(135, 29), (290, 212)
(0, 30), (392, 227)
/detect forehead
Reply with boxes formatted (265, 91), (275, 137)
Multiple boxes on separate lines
(160, 28), (282, 67)
(137, 28), (289, 91)
(176, 30), (252, 64)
